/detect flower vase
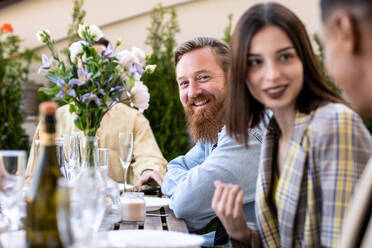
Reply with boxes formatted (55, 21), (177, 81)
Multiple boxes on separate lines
(73, 136), (106, 236)
(81, 136), (99, 169)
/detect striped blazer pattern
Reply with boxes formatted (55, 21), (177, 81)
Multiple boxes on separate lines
(254, 103), (372, 247)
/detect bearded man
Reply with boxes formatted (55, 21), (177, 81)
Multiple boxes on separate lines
(160, 37), (263, 246)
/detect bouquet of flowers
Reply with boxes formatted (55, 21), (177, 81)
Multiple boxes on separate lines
(37, 23), (156, 137)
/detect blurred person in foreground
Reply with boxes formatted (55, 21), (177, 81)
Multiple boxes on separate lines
(161, 37), (263, 246)
(320, 0), (372, 246)
(212, 3), (372, 247)
(26, 37), (167, 187)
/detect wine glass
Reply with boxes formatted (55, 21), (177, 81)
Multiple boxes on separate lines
(0, 150), (26, 230)
(118, 132), (133, 193)
(64, 132), (82, 181)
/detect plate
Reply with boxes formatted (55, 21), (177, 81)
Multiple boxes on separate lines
(145, 197), (171, 212)
(118, 183), (135, 192)
(107, 230), (204, 248)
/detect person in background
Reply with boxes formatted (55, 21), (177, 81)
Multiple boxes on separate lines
(26, 38), (167, 187)
(212, 3), (372, 247)
(161, 37), (263, 246)
(319, 0), (372, 246)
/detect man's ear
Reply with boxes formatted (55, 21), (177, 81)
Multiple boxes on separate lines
(330, 10), (361, 54)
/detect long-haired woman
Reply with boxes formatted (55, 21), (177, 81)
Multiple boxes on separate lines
(212, 2), (372, 247)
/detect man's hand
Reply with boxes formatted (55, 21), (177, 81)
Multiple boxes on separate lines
(212, 180), (252, 244)
(136, 170), (164, 191)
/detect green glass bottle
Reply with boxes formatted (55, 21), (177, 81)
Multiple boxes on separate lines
(26, 102), (63, 248)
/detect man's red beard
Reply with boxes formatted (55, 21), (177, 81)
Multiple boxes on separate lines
(184, 94), (225, 144)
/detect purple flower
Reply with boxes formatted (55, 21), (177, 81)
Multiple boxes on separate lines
(130, 62), (144, 77)
(56, 79), (77, 98)
(81, 93), (102, 106)
(109, 86), (124, 94)
(94, 82), (106, 96)
(38, 54), (53, 74)
(74, 68), (92, 86)
(102, 44), (115, 58)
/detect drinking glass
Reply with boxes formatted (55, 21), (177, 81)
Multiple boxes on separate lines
(118, 132), (133, 193)
(64, 133), (82, 181)
(57, 178), (74, 248)
(0, 150), (26, 230)
(56, 137), (69, 179)
(57, 175), (105, 247)
(97, 148), (109, 172)
(97, 148), (122, 229)
(120, 192), (145, 224)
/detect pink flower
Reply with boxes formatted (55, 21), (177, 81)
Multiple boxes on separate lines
(130, 81), (150, 112)
(117, 50), (139, 69)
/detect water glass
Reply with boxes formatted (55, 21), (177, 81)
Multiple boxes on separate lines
(57, 173), (105, 247)
(97, 148), (109, 172)
(97, 148), (122, 228)
(0, 150), (26, 231)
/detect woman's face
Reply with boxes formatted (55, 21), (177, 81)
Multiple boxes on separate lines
(246, 25), (304, 115)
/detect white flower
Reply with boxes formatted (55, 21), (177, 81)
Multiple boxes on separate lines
(130, 81), (150, 112)
(117, 50), (139, 69)
(36, 29), (50, 43)
(69, 40), (88, 64)
(77, 23), (89, 40)
(78, 23), (103, 42)
(131, 46), (146, 64)
(145, 64), (157, 74)
(88, 25), (104, 42)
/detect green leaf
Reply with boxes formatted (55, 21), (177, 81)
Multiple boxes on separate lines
(44, 73), (60, 84)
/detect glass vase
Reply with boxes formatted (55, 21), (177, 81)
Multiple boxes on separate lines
(71, 136), (106, 242)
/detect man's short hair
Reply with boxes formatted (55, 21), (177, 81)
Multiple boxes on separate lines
(320, 0), (372, 22)
(95, 37), (110, 47)
(174, 37), (230, 75)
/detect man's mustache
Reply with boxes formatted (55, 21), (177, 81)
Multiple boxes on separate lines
(186, 94), (215, 109)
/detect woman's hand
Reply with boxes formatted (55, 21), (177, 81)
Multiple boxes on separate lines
(212, 180), (252, 244)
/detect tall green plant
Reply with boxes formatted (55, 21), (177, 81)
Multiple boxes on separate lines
(0, 24), (30, 150)
(142, 4), (189, 161)
(222, 13), (233, 44)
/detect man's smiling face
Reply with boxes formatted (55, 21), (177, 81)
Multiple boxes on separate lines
(176, 47), (226, 143)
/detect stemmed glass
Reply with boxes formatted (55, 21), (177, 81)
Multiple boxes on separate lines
(0, 150), (26, 231)
(64, 132), (82, 181)
(118, 132), (133, 193)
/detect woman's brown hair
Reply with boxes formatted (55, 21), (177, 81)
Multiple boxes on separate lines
(226, 2), (343, 147)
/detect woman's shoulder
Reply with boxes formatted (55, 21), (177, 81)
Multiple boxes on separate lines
(312, 102), (361, 124)
(309, 102), (366, 137)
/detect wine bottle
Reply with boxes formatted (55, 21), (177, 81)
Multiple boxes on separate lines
(26, 101), (63, 248)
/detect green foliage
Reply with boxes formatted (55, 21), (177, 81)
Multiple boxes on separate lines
(313, 33), (372, 133)
(222, 14), (233, 44)
(0, 27), (31, 150)
(142, 4), (190, 161)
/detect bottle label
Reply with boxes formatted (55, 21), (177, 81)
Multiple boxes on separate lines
(40, 133), (56, 146)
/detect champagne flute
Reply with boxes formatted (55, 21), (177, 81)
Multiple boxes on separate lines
(118, 132), (133, 193)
